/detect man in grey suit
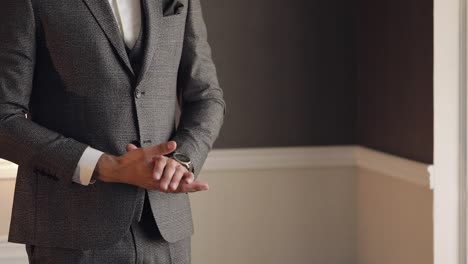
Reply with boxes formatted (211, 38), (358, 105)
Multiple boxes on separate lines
(0, 0), (225, 262)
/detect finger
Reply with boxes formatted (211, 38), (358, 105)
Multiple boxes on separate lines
(183, 171), (194, 184)
(126, 144), (138, 152)
(148, 179), (161, 191)
(178, 180), (209, 193)
(160, 161), (177, 191)
(169, 168), (185, 191)
(150, 141), (177, 157)
(152, 156), (167, 181)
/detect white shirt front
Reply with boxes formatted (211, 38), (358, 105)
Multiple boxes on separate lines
(73, 0), (142, 185)
(108, 0), (142, 49)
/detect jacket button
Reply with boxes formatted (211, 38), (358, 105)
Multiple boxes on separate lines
(135, 89), (142, 99)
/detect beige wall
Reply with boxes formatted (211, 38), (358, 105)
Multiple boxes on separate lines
(0, 167), (357, 263)
(356, 168), (433, 264)
(191, 167), (357, 264)
(0, 166), (433, 264)
(0, 180), (15, 236)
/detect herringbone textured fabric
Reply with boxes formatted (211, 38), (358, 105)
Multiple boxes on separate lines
(0, 0), (225, 249)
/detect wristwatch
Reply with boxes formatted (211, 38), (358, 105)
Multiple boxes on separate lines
(170, 152), (194, 173)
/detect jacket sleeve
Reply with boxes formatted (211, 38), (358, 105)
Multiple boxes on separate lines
(0, 0), (88, 182)
(172, 0), (226, 177)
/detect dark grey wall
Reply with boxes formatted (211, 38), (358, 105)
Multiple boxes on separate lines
(356, 0), (433, 163)
(202, 0), (433, 164)
(202, 0), (357, 148)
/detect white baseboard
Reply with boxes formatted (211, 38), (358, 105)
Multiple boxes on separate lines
(0, 145), (432, 187)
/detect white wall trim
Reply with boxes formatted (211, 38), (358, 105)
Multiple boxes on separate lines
(434, 0), (468, 262)
(355, 147), (432, 187)
(204, 145), (431, 188)
(203, 146), (357, 171)
(0, 146), (432, 187)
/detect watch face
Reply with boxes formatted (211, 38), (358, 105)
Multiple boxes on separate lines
(174, 153), (191, 163)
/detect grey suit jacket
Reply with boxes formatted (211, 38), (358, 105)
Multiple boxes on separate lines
(0, 0), (225, 249)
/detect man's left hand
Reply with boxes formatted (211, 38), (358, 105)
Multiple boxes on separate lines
(126, 143), (209, 193)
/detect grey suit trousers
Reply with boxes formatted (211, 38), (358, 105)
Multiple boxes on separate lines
(25, 194), (191, 264)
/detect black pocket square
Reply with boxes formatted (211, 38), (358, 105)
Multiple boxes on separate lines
(163, 0), (185, 16)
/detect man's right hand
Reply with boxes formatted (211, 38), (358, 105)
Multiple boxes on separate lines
(93, 141), (209, 193)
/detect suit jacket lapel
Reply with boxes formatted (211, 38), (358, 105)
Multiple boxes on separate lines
(137, 0), (163, 87)
(81, 0), (135, 76)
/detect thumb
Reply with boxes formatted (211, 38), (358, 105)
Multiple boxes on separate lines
(126, 143), (139, 152)
(151, 141), (177, 156)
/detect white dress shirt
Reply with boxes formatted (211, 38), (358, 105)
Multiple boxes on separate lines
(72, 0), (142, 185)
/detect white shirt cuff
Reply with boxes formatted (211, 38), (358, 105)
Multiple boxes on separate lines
(72, 147), (104, 186)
